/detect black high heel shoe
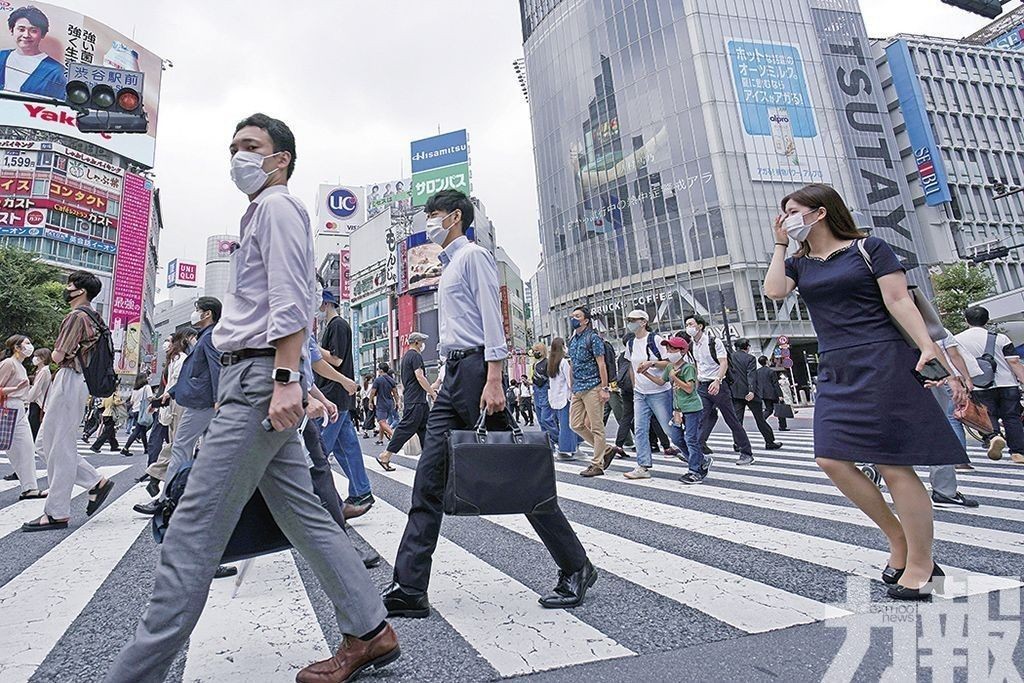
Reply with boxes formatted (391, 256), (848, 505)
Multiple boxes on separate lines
(881, 565), (905, 585)
(887, 563), (944, 601)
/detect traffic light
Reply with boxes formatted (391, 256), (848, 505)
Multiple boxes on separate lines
(940, 0), (1006, 18)
(972, 246), (1011, 263)
(65, 62), (148, 134)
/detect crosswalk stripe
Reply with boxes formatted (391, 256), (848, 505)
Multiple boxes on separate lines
(0, 483), (151, 681)
(0, 465), (130, 540)
(636, 459), (1024, 523)
(331, 471), (634, 677)
(550, 461), (1024, 555)
(183, 551), (331, 682)
(358, 456), (851, 633)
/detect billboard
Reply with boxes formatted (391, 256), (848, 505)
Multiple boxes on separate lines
(402, 232), (443, 294)
(167, 259), (198, 288)
(339, 248), (351, 301)
(0, 2), (163, 167)
(111, 172), (151, 375)
(315, 184), (364, 235)
(725, 39), (831, 184)
(885, 40), (952, 207)
(410, 129), (472, 207)
(964, 5), (1024, 49)
(366, 178), (412, 219)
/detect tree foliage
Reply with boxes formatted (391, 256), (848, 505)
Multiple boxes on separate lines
(0, 246), (69, 348)
(931, 262), (996, 334)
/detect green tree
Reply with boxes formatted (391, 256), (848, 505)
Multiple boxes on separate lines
(0, 246), (69, 348)
(931, 262), (996, 334)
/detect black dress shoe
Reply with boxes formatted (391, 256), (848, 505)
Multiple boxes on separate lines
(360, 547), (382, 569)
(539, 560), (597, 609)
(146, 479), (160, 497)
(701, 444), (713, 455)
(3, 472), (18, 481)
(881, 565), (905, 585)
(765, 442), (784, 450)
(381, 581), (430, 618)
(887, 563), (944, 600)
(214, 565), (238, 579)
(133, 499), (164, 515)
(346, 493), (376, 507)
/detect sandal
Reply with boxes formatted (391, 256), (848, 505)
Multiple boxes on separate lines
(18, 489), (47, 500)
(86, 479), (115, 517)
(376, 456), (396, 472)
(22, 514), (69, 532)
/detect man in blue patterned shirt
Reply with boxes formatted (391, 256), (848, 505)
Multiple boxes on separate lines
(568, 305), (621, 476)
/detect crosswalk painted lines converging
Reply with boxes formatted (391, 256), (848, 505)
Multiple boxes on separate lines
(0, 427), (1022, 681)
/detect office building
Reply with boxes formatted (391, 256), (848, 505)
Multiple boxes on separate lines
(520, 0), (931, 384)
(204, 234), (237, 303)
(495, 246), (530, 378)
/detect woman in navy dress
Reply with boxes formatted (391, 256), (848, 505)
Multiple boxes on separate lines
(763, 183), (967, 600)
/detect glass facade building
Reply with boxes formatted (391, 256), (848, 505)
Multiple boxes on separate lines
(520, 0), (929, 375)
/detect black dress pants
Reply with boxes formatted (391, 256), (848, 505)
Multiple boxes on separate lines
(615, 390), (635, 447)
(394, 352), (587, 593)
(762, 399), (788, 430)
(385, 403), (430, 454)
(303, 420), (346, 529)
(733, 397), (777, 446)
(92, 415), (119, 451)
(29, 403), (42, 439)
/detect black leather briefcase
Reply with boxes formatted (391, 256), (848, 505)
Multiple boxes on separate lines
(444, 410), (558, 516)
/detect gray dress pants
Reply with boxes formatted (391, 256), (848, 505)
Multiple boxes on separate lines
(104, 357), (386, 683)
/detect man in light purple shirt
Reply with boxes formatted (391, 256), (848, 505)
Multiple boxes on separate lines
(382, 190), (596, 618)
(106, 114), (399, 683)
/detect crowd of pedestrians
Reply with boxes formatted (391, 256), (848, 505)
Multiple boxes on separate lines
(0, 111), (1018, 680)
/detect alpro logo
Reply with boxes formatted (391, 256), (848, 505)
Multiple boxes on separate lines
(769, 113), (791, 124)
(327, 188), (358, 219)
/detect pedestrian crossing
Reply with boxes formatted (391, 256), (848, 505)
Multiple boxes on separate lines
(0, 427), (1021, 681)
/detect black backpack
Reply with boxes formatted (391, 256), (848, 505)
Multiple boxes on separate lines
(708, 335), (734, 385)
(602, 340), (617, 379)
(76, 307), (117, 398)
(626, 334), (663, 362)
(152, 461), (192, 543)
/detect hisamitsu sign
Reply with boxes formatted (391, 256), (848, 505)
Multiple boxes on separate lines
(410, 129), (468, 174)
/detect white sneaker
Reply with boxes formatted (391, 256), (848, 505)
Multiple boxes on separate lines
(988, 435), (1006, 461)
(623, 466), (651, 480)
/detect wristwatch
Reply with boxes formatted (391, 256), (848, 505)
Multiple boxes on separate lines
(272, 367), (301, 384)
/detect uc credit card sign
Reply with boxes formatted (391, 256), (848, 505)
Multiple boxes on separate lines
(411, 130), (468, 174)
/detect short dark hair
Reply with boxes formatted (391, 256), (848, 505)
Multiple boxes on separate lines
(965, 306), (990, 327)
(234, 113), (297, 178)
(735, 338), (750, 351)
(9, 6), (49, 35)
(758, 355), (769, 366)
(424, 190), (474, 231)
(68, 270), (101, 300)
(378, 362), (390, 373)
(685, 314), (707, 329)
(196, 296), (222, 323)
(573, 305), (592, 321)
(34, 347), (52, 365)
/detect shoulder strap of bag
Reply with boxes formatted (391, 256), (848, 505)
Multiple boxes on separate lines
(985, 331), (997, 356)
(646, 334), (661, 360)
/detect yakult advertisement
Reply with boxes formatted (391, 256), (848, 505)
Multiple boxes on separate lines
(0, 2), (163, 166)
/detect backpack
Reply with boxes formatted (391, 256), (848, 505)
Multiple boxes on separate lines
(532, 359), (549, 389)
(602, 340), (617, 379)
(626, 334), (663, 362)
(75, 307), (117, 398)
(152, 461), (192, 543)
(973, 331), (999, 389)
(707, 335), (734, 385)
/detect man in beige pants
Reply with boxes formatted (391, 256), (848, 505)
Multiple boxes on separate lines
(567, 305), (623, 477)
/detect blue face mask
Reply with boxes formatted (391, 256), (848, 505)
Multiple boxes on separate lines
(570, 318), (581, 330)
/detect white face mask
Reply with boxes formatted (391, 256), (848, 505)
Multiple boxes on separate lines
(685, 325), (699, 337)
(666, 351), (683, 363)
(31, 357), (42, 366)
(783, 210), (820, 242)
(189, 309), (203, 325)
(426, 211), (455, 245)
(162, 341), (171, 352)
(230, 151), (283, 195)
(20, 342), (33, 357)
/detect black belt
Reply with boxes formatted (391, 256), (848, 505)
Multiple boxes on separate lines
(446, 346), (484, 361)
(220, 348), (275, 366)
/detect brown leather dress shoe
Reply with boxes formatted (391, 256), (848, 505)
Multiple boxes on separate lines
(296, 623), (400, 683)
(342, 502), (371, 520)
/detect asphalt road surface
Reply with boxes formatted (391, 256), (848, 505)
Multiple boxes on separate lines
(1, 411), (1021, 682)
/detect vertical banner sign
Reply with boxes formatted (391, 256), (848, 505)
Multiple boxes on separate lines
(410, 129), (471, 207)
(397, 294), (415, 354)
(885, 40), (952, 207)
(111, 172), (151, 375)
(339, 248), (351, 301)
(809, 2), (925, 277)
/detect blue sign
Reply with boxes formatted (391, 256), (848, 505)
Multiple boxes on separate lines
(410, 129), (469, 174)
(327, 188), (358, 219)
(727, 41), (817, 138)
(885, 40), (951, 206)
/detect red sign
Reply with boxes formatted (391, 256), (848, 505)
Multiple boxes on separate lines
(0, 177), (31, 195)
(397, 294), (415, 353)
(49, 180), (108, 212)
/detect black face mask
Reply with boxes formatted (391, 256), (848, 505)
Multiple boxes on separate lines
(63, 288), (79, 303)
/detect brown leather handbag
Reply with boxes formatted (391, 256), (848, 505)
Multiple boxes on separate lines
(954, 399), (993, 434)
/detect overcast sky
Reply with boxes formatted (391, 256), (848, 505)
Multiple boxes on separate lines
(48, 0), (1022, 293)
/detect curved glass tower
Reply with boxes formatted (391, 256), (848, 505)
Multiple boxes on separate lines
(520, 0), (930, 380)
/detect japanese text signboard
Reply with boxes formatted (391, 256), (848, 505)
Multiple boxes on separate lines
(111, 172), (151, 375)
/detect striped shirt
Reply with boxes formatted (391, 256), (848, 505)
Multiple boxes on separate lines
(53, 306), (98, 370)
